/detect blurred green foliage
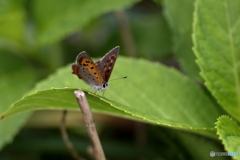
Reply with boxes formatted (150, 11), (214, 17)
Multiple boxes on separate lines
(0, 0), (239, 159)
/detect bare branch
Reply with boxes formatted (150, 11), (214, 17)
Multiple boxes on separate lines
(74, 90), (106, 160)
(60, 110), (85, 160)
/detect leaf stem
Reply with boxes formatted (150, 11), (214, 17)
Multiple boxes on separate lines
(60, 110), (86, 160)
(115, 10), (137, 57)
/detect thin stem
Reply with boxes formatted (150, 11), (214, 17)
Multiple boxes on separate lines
(135, 122), (147, 160)
(74, 90), (106, 160)
(60, 110), (85, 160)
(115, 10), (137, 57)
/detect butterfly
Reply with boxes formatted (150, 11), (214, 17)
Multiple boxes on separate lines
(72, 46), (120, 92)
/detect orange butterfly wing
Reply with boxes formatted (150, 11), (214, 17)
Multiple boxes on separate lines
(72, 51), (104, 85)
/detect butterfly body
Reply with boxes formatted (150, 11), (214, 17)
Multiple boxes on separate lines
(72, 46), (119, 91)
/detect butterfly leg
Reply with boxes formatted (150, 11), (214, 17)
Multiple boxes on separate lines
(102, 91), (105, 97)
(87, 86), (94, 92)
(94, 90), (97, 95)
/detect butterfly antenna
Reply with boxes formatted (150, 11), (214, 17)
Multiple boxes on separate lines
(109, 76), (127, 82)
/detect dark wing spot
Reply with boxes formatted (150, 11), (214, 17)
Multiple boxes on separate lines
(111, 56), (116, 60)
(94, 72), (97, 74)
(78, 58), (84, 63)
(109, 63), (113, 67)
(106, 69), (111, 73)
(90, 67), (94, 69)
(85, 60), (93, 64)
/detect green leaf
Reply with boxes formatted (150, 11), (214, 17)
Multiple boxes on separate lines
(0, 51), (37, 149)
(32, 0), (140, 45)
(216, 116), (240, 160)
(1, 89), (138, 120)
(1, 57), (222, 129)
(163, 0), (202, 82)
(193, 0), (240, 120)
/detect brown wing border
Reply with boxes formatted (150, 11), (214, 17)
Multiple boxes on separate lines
(95, 46), (120, 82)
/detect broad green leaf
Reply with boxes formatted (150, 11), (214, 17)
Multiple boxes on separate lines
(1, 56), (222, 129)
(216, 116), (240, 160)
(163, 0), (202, 82)
(32, 0), (140, 45)
(193, 0), (240, 120)
(0, 51), (37, 150)
(1, 89), (138, 121)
